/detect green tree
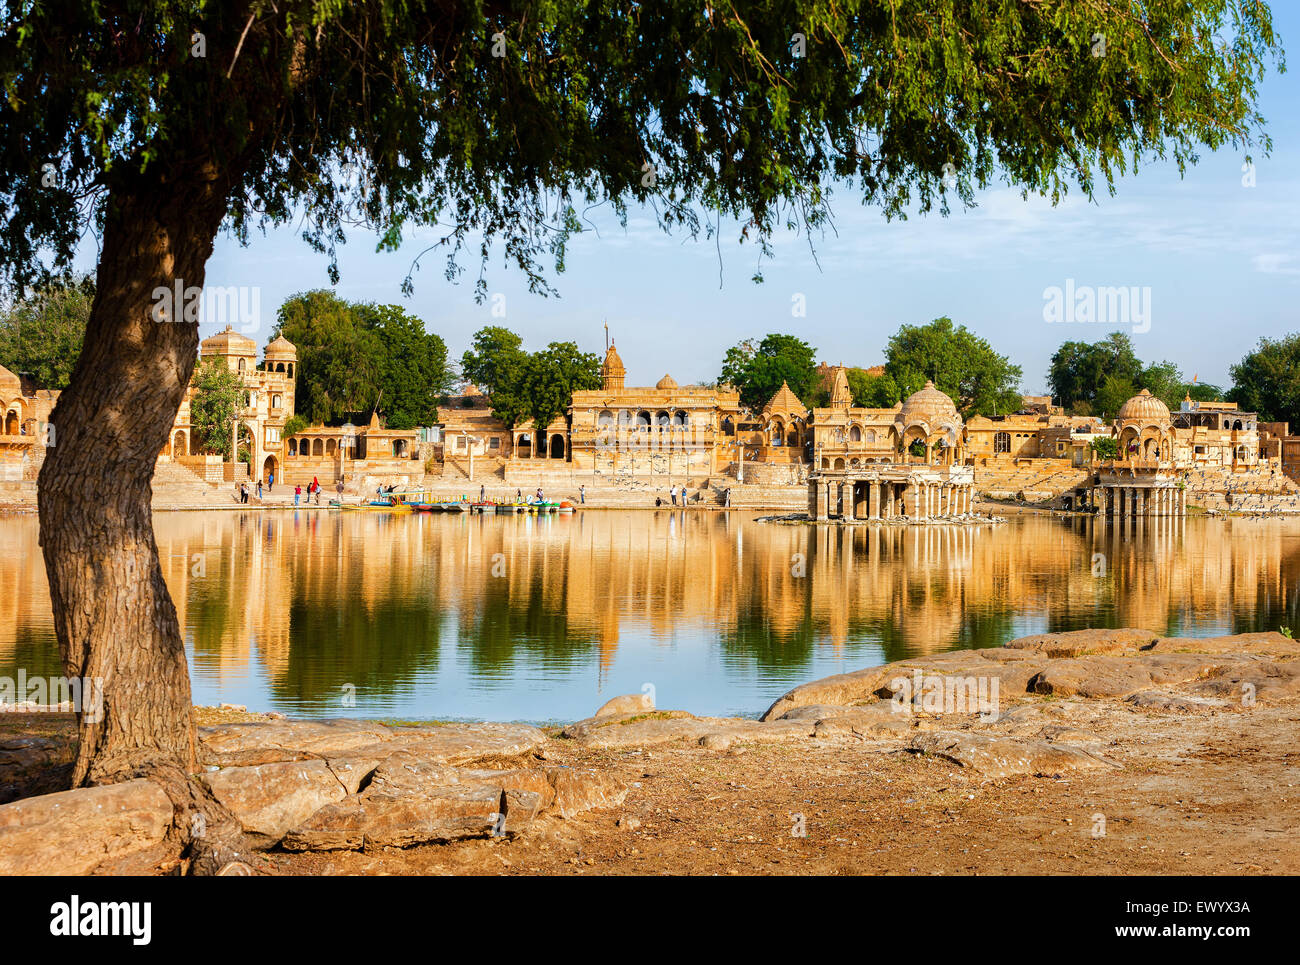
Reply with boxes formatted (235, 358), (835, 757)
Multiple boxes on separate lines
(1049, 332), (1217, 415)
(0, 276), (92, 389)
(720, 334), (818, 412)
(883, 318), (1022, 417)
(1048, 332), (1144, 413)
(274, 291), (381, 424)
(187, 358), (241, 458)
(3, 1), (1279, 849)
(1090, 437), (1119, 460)
(354, 302), (453, 429)
(846, 368), (900, 408)
(1228, 334), (1300, 427)
(522, 341), (602, 431)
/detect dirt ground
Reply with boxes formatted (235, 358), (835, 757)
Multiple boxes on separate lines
(268, 699), (1300, 877)
(5, 690), (1297, 876)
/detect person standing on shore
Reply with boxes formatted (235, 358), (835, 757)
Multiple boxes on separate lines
(294, 484), (301, 506)
(579, 484), (585, 504)
(256, 479), (263, 500)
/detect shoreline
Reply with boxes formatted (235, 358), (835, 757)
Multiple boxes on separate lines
(3, 627), (1297, 875)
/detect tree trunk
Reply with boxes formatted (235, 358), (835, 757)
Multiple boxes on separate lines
(38, 164), (232, 789)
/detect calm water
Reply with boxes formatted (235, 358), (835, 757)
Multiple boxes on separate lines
(3, 510), (1299, 722)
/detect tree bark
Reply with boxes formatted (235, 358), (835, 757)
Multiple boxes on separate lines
(38, 162), (232, 789)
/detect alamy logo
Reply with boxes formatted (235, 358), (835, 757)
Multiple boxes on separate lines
(49, 895), (151, 945)
(1042, 279), (1151, 334)
(889, 670), (1000, 722)
(151, 280), (260, 332)
(0, 672), (103, 722)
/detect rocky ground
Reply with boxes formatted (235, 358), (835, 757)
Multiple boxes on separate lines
(3, 628), (1298, 875)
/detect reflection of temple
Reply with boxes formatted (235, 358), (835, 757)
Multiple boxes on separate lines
(8, 512), (1300, 698)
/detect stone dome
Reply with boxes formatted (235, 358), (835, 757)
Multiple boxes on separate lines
(898, 380), (960, 427)
(200, 325), (257, 356)
(264, 334), (297, 358)
(1116, 388), (1171, 423)
(655, 374), (678, 390)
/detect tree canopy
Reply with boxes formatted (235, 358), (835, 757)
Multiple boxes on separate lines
(881, 318), (1022, 417)
(720, 334), (818, 412)
(187, 357), (241, 458)
(273, 291), (452, 428)
(2, 2), (1281, 296)
(0, 276), (92, 389)
(461, 326), (599, 429)
(1048, 331), (1219, 416)
(1228, 334), (1300, 428)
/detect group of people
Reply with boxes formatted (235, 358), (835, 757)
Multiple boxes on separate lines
(296, 477), (323, 505)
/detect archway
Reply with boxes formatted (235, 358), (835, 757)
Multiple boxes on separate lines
(171, 430), (186, 457)
(262, 455), (279, 486)
(4, 409), (18, 435)
(994, 431), (1010, 454)
(550, 433), (566, 459)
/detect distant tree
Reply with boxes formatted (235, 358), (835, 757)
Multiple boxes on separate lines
(0, 276), (92, 389)
(1090, 437), (1119, 460)
(883, 318), (1022, 417)
(1049, 332), (1214, 415)
(1228, 334), (1300, 427)
(1048, 332), (1144, 413)
(846, 368), (901, 408)
(188, 359), (242, 458)
(461, 329), (598, 429)
(461, 327), (528, 395)
(281, 414), (309, 438)
(522, 341), (601, 431)
(275, 291), (380, 424)
(719, 334), (817, 411)
(354, 302), (453, 429)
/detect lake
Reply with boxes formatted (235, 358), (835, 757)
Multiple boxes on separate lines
(2, 509), (1298, 723)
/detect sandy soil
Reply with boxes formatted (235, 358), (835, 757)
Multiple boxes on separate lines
(267, 699), (1300, 877)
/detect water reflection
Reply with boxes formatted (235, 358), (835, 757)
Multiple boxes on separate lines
(2, 511), (1299, 721)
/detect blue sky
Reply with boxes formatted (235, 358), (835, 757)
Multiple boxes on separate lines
(82, 11), (1299, 398)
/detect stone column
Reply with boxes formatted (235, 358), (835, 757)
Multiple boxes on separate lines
(868, 480), (879, 519)
(853, 480), (867, 519)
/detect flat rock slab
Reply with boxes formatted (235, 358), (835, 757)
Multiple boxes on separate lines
(1004, 627), (1159, 658)
(1124, 691), (1229, 714)
(282, 786), (506, 851)
(0, 779), (173, 875)
(761, 649), (1046, 722)
(1187, 660), (1300, 703)
(199, 719), (395, 766)
(1146, 632), (1300, 658)
(562, 711), (694, 741)
(908, 732), (1120, 781)
(199, 759), (350, 846)
(344, 723), (547, 766)
(1028, 653), (1227, 698)
(200, 719), (546, 767)
(0, 735), (74, 804)
(565, 713), (813, 751)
